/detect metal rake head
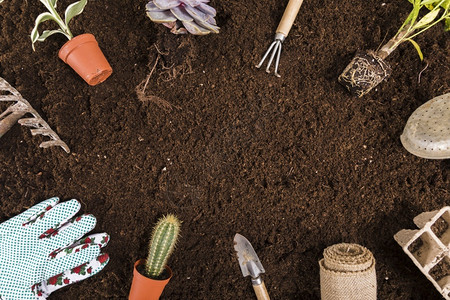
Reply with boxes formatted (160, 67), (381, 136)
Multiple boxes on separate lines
(255, 33), (286, 77)
(0, 77), (70, 153)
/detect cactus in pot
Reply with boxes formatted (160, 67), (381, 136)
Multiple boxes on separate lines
(146, 214), (181, 278)
(129, 214), (181, 300)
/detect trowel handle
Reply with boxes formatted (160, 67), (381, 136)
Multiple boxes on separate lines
(276, 0), (304, 37)
(253, 281), (270, 300)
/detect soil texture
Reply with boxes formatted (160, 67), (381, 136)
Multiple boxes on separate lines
(0, 0), (449, 299)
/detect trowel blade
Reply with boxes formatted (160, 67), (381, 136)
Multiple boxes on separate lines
(233, 233), (265, 278)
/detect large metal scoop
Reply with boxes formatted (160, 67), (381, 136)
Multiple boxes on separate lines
(400, 93), (450, 159)
(233, 233), (270, 300)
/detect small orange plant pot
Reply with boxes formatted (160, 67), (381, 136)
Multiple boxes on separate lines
(129, 259), (172, 300)
(58, 33), (112, 86)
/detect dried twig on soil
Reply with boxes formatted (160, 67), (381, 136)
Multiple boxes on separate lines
(0, 77), (70, 153)
(136, 54), (178, 111)
(136, 45), (184, 111)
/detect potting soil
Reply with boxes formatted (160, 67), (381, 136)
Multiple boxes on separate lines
(0, 0), (449, 299)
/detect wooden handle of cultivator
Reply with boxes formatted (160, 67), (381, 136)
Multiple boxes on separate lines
(253, 281), (270, 300)
(276, 0), (304, 37)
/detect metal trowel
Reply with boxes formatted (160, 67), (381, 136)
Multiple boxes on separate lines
(233, 233), (270, 300)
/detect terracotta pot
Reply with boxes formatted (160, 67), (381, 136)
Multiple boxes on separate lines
(129, 259), (172, 300)
(58, 33), (112, 86)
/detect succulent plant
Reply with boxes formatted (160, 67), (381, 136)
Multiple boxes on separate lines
(146, 0), (219, 35)
(146, 214), (181, 278)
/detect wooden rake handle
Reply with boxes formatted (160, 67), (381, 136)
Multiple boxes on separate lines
(253, 280), (270, 300)
(276, 0), (304, 37)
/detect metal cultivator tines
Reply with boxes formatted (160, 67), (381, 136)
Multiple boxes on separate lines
(256, 0), (304, 77)
(0, 77), (70, 153)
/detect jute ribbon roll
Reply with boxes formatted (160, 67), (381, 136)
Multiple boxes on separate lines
(319, 243), (376, 300)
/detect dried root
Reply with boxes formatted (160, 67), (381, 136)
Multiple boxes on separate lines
(338, 51), (391, 98)
(0, 77), (70, 153)
(136, 78), (177, 111)
(136, 53), (179, 111)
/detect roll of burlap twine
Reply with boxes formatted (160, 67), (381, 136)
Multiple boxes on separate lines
(319, 243), (376, 300)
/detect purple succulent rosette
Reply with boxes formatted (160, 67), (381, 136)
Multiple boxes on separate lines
(146, 0), (219, 35)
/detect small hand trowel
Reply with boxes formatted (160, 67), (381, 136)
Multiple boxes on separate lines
(233, 233), (270, 300)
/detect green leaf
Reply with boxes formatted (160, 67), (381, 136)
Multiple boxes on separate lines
(444, 0), (450, 9)
(414, 8), (441, 28)
(37, 29), (67, 42)
(31, 12), (58, 50)
(422, 0), (439, 6)
(39, 0), (56, 13)
(410, 2), (422, 26)
(401, 10), (415, 28)
(422, 0), (450, 9)
(47, 0), (57, 8)
(64, 0), (87, 27)
(445, 17), (450, 31)
(408, 39), (424, 60)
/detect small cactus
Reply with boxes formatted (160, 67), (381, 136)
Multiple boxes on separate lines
(146, 214), (181, 278)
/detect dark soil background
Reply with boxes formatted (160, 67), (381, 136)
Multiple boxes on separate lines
(0, 0), (449, 299)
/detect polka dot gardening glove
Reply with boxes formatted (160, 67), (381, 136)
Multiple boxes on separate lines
(32, 232), (110, 299)
(0, 197), (110, 300)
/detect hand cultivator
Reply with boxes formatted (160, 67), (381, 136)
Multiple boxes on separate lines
(256, 0), (304, 77)
(0, 77), (69, 153)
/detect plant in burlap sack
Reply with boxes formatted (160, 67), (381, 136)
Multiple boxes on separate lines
(319, 243), (377, 300)
(339, 0), (450, 97)
(146, 0), (219, 35)
(0, 77), (69, 153)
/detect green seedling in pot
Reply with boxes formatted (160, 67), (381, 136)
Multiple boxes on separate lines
(146, 214), (181, 278)
(146, 0), (219, 35)
(30, 0), (112, 85)
(339, 0), (450, 97)
(31, 0), (87, 51)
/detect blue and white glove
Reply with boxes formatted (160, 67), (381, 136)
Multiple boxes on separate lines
(0, 197), (109, 300)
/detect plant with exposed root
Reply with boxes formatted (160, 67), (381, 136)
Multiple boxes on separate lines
(339, 0), (450, 97)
